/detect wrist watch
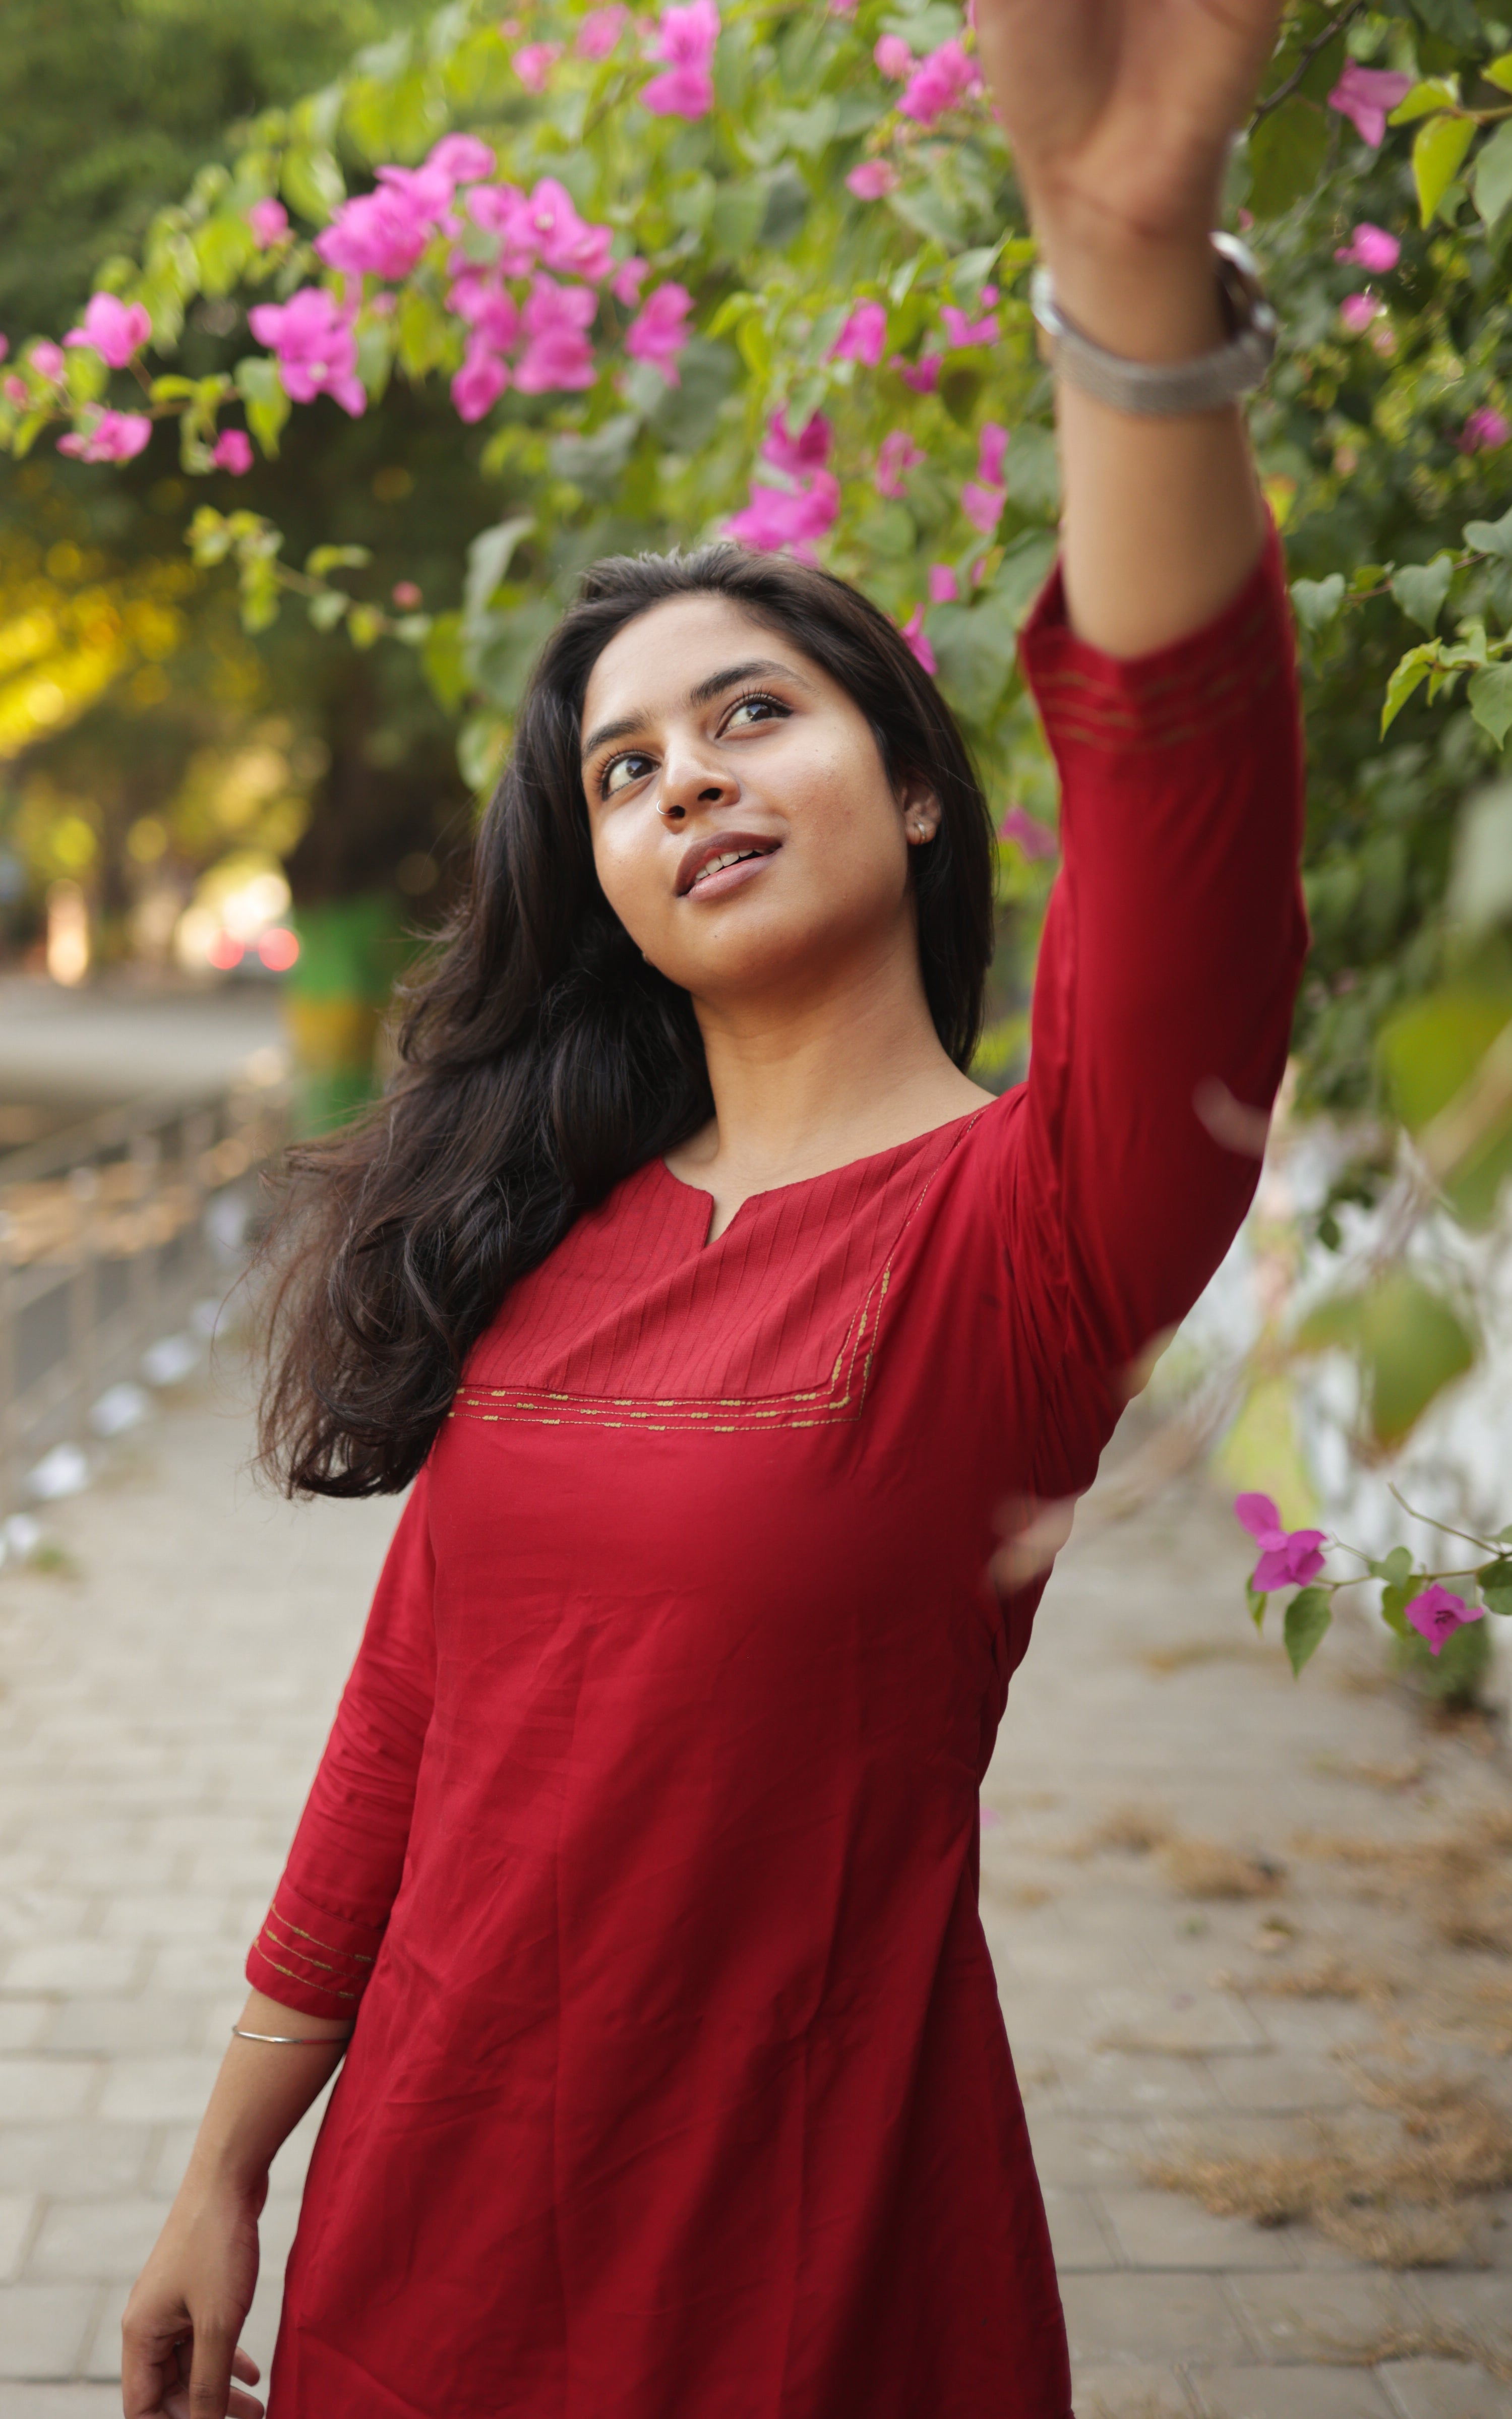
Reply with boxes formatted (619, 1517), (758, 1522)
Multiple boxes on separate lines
(1029, 233), (1278, 416)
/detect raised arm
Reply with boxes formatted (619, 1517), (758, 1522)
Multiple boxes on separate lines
(975, 0), (1282, 655)
(122, 1479), (438, 2419)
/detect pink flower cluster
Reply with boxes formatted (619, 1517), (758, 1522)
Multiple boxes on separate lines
(578, 6), (629, 58)
(941, 288), (999, 350)
(829, 300), (887, 368)
(1234, 1494), (1327, 1591)
(1404, 1582), (1482, 1655)
(900, 608), (934, 674)
(66, 293), (151, 370)
(249, 199), (290, 250)
(727, 409), (839, 554)
(846, 160), (898, 201)
(876, 429), (924, 497)
(212, 428), (254, 474)
(514, 42), (562, 92)
(899, 40), (978, 129)
(625, 281), (694, 384)
(1327, 62), (1412, 150)
(641, 0), (720, 120)
(248, 288), (367, 416)
(1462, 405), (1511, 452)
(1335, 221), (1400, 273)
(999, 805), (1058, 860)
(315, 138), (497, 283)
(57, 408), (152, 464)
(961, 424), (1008, 535)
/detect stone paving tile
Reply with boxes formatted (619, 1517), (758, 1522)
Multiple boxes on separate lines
(1188, 2365), (1398, 2417)
(0, 2387), (125, 2417)
(1041, 2187), (1119, 2273)
(26, 2201), (171, 2283)
(1377, 2359), (1511, 2419)
(0, 2069), (97, 2128)
(1060, 2270), (1252, 2366)
(0, 2195), (37, 2282)
(94, 2057), (222, 2126)
(1071, 2362), (1196, 2415)
(1207, 2052), (1360, 2113)
(1097, 2188), (1300, 2271)
(1, 1950), (142, 2000)
(0, 2133), (150, 2199)
(0, 2010), (51, 2056)
(1225, 2271), (1426, 2364)
(0, 2285), (100, 2381)
(1408, 2274), (1512, 2351)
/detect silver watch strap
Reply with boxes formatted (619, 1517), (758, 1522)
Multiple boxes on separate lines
(1030, 233), (1277, 417)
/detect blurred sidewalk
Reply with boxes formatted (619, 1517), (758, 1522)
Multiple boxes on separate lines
(0, 1374), (1507, 2417)
(0, 977), (282, 1141)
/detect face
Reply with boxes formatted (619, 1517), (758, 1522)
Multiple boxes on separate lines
(579, 593), (939, 1009)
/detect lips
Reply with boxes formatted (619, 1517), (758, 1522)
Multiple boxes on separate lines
(675, 830), (782, 896)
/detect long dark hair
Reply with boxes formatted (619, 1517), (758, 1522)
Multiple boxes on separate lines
(259, 541), (996, 1497)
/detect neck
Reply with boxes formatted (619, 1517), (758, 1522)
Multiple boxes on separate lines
(668, 923), (991, 1226)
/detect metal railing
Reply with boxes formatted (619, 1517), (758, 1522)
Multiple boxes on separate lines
(0, 1069), (289, 1522)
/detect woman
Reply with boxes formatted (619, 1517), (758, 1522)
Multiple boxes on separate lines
(125, 1), (1304, 2412)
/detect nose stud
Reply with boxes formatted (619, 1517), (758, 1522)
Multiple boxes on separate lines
(657, 800), (686, 822)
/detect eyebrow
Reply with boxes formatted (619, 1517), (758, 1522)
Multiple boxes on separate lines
(580, 658), (809, 763)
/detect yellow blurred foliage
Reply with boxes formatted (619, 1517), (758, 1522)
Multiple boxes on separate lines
(0, 531), (195, 762)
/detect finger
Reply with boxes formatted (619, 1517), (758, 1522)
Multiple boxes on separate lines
(229, 2353), (261, 2387)
(122, 2317), (188, 2418)
(227, 2392), (266, 2419)
(187, 2320), (238, 2419)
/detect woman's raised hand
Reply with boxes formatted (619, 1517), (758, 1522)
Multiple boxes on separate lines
(972, 0), (1284, 263)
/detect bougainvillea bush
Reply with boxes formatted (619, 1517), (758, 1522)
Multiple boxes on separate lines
(6, 0), (1512, 1676)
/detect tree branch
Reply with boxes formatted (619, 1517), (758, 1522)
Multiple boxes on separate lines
(1251, 1), (1366, 128)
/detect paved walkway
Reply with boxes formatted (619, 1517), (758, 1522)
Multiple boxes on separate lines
(0, 1369), (1507, 2418)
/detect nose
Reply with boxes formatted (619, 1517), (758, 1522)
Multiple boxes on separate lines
(657, 739), (739, 824)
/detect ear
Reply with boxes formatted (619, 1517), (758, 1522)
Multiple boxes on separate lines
(898, 769), (941, 845)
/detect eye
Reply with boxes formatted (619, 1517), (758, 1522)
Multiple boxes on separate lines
(721, 690), (789, 733)
(599, 749), (655, 799)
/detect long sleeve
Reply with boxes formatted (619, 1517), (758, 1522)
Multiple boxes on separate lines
(996, 525), (1307, 1488)
(246, 1473), (437, 2020)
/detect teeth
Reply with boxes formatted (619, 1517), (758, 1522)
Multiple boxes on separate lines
(692, 849), (757, 886)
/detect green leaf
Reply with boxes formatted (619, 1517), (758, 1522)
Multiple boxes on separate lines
(1468, 662), (1512, 748)
(347, 603), (384, 649)
(1388, 77), (1459, 125)
(1413, 115), (1476, 226)
(1379, 1577), (1414, 1639)
(281, 145), (344, 225)
(462, 515), (534, 621)
(1292, 573), (1346, 634)
(1245, 1574), (1268, 1635)
(1246, 98), (1329, 219)
(1474, 118), (1512, 228)
(1486, 52), (1512, 94)
(233, 354), (289, 459)
(306, 544), (372, 577)
(1390, 553), (1456, 632)
(1000, 424), (1061, 520)
(1476, 1557), (1512, 1614)
(1298, 1270), (1476, 1448)
(1284, 1586), (1333, 1676)
(1379, 986), (1512, 1124)
(1381, 643), (1437, 733)
(307, 590), (349, 632)
(1464, 503), (1512, 558)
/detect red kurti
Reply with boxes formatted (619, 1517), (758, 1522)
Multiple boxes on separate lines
(251, 538), (1306, 2419)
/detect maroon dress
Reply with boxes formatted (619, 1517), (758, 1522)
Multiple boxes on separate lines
(249, 537), (1306, 2417)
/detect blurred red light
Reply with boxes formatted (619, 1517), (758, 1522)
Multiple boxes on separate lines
(258, 927), (300, 972)
(206, 931), (244, 970)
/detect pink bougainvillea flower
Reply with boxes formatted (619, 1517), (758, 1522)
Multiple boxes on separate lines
(976, 422), (1009, 486)
(961, 478), (1004, 535)
(514, 274), (597, 393)
(57, 408), (153, 464)
(29, 341), (66, 382)
(846, 160), (899, 201)
(1327, 62), (1413, 149)
(1335, 221), (1400, 273)
(1404, 1582), (1482, 1655)
(612, 256), (649, 307)
(829, 0), (857, 14)
(211, 429), (254, 474)
(451, 337), (511, 422)
(447, 273), (521, 353)
(1462, 405), (1512, 451)
(577, 5), (630, 56)
(626, 282), (694, 383)
(928, 563), (959, 604)
(525, 179), (614, 282)
(392, 581), (422, 608)
(428, 134), (497, 186)
(763, 408), (832, 476)
(317, 164), (455, 281)
(640, 0), (719, 118)
(248, 198), (289, 249)
(999, 805), (1059, 859)
(66, 293), (151, 369)
(513, 41), (563, 91)
(3, 375), (27, 406)
(829, 300), (887, 367)
(874, 34), (913, 79)
(899, 40), (977, 128)
(248, 288), (367, 415)
(940, 301), (999, 350)
(1339, 291), (1382, 335)
(875, 428), (925, 497)
(466, 183), (540, 277)
(891, 350), (940, 394)
(900, 606), (936, 675)
(727, 469), (840, 553)
(1234, 1493), (1327, 1592)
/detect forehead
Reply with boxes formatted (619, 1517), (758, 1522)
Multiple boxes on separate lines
(582, 592), (823, 726)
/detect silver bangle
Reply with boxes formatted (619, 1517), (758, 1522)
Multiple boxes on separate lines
(1030, 233), (1277, 416)
(231, 2024), (352, 2045)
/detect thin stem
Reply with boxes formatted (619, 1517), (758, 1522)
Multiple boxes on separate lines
(1251, 2), (1366, 128)
(1385, 1481), (1497, 1556)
